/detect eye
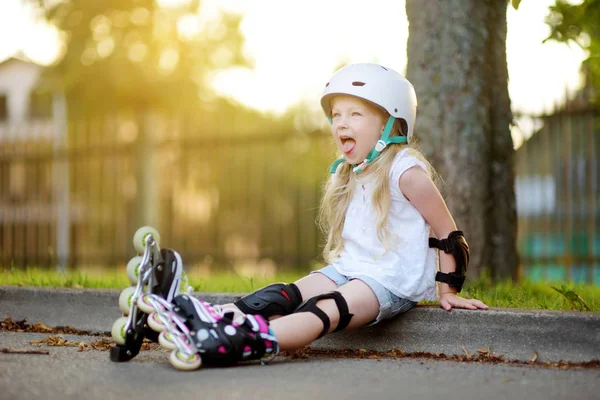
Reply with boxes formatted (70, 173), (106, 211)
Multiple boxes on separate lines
(332, 112), (341, 118)
(352, 112), (362, 116)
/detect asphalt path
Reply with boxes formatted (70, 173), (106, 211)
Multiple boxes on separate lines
(1, 331), (598, 400)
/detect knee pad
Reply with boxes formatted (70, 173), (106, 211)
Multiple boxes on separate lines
(234, 282), (303, 318)
(294, 291), (354, 339)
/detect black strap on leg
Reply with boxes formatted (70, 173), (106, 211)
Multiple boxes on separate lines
(294, 291), (354, 338)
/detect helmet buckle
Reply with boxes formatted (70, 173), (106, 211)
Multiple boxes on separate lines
(353, 160), (369, 174)
(375, 140), (386, 152)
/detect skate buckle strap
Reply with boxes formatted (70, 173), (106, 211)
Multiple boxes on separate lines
(260, 326), (279, 366)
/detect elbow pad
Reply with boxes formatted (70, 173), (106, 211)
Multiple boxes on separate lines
(429, 230), (469, 292)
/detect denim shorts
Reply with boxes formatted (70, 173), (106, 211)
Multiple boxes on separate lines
(311, 265), (417, 325)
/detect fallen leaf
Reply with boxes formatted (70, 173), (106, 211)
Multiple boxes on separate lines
(462, 345), (472, 359)
(0, 348), (50, 355)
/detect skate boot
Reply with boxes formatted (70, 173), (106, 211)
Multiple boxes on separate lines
(145, 293), (279, 371)
(110, 226), (191, 362)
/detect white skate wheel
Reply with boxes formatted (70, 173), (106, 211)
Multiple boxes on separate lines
(118, 286), (136, 315)
(133, 226), (160, 255)
(170, 349), (202, 371)
(126, 256), (143, 285)
(158, 331), (177, 350)
(137, 294), (158, 314)
(147, 312), (167, 332)
(111, 317), (129, 345)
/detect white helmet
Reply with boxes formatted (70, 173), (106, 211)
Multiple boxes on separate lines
(320, 63), (417, 138)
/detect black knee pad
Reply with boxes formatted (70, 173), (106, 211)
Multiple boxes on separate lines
(294, 291), (354, 339)
(234, 282), (303, 318)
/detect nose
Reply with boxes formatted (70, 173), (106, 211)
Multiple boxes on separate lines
(335, 114), (349, 130)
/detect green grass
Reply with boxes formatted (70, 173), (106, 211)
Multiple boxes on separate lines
(459, 279), (600, 311)
(0, 266), (306, 293)
(1, 266), (599, 311)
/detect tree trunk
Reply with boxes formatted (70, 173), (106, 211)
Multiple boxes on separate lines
(406, 0), (519, 281)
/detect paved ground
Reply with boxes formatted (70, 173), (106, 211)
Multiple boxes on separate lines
(3, 286), (600, 362)
(1, 331), (598, 400)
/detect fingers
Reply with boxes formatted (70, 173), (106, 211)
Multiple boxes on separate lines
(440, 297), (489, 311)
(461, 301), (478, 310)
(440, 298), (452, 311)
(471, 299), (489, 310)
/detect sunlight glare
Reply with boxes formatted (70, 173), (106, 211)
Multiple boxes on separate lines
(156, 0), (193, 9)
(159, 48), (180, 73)
(0, 0), (590, 118)
(177, 14), (201, 40)
(128, 42), (148, 63)
(21, 23), (64, 66)
(506, 0), (586, 115)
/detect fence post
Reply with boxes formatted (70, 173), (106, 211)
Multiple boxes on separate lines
(52, 91), (69, 272)
(135, 110), (158, 230)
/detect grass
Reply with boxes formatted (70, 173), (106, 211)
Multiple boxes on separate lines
(0, 266), (306, 293)
(459, 279), (599, 311)
(1, 266), (599, 311)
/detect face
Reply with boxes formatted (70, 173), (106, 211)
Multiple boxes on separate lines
(330, 95), (386, 165)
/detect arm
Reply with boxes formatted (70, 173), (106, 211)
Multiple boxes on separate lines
(399, 166), (488, 311)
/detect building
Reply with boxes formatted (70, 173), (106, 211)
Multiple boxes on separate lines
(0, 54), (51, 123)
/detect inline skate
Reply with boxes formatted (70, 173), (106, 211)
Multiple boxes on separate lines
(110, 226), (190, 362)
(139, 293), (278, 371)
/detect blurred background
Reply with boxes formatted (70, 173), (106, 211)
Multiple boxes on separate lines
(0, 0), (597, 284)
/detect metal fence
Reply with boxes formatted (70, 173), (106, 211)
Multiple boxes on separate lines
(2, 106), (600, 283)
(0, 112), (333, 273)
(515, 107), (600, 284)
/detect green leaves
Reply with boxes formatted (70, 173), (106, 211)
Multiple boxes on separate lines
(511, 0), (522, 10)
(544, 0), (600, 98)
(24, 0), (249, 114)
(551, 284), (591, 311)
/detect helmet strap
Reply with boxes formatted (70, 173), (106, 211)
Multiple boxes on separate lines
(328, 116), (407, 174)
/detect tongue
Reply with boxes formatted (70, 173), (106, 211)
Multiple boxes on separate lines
(342, 139), (355, 154)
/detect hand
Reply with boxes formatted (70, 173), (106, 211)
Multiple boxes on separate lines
(439, 292), (489, 311)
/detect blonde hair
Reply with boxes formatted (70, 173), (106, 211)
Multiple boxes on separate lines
(317, 106), (436, 264)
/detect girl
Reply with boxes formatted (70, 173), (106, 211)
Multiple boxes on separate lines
(146, 63), (488, 370)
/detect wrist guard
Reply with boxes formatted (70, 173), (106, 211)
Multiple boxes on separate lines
(429, 230), (469, 293)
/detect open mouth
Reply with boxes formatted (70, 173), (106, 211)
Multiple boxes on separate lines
(340, 137), (356, 154)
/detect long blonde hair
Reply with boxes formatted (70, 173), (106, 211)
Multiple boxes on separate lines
(317, 113), (435, 264)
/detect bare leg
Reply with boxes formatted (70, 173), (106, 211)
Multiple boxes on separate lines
(221, 272), (337, 318)
(293, 272), (338, 299)
(269, 279), (379, 351)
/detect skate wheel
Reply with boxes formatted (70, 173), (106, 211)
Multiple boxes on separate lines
(158, 331), (177, 350)
(137, 294), (159, 314)
(126, 256), (143, 285)
(133, 226), (160, 255)
(118, 286), (137, 315)
(170, 349), (202, 371)
(111, 317), (129, 345)
(147, 312), (167, 332)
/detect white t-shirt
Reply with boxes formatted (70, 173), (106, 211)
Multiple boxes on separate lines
(330, 148), (438, 302)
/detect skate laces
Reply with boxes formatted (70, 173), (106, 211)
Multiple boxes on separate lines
(146, 295), (199, 359)
(187, 297), (226, 324)
(142, 293), (173, 313)
(179, 272), (194, 295)
(245, 314), (279, 365)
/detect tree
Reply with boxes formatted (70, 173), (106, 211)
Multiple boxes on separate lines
(545, 0), (600, 99)
(405, 0), (518, 281)
(27, 0), (247, 113)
